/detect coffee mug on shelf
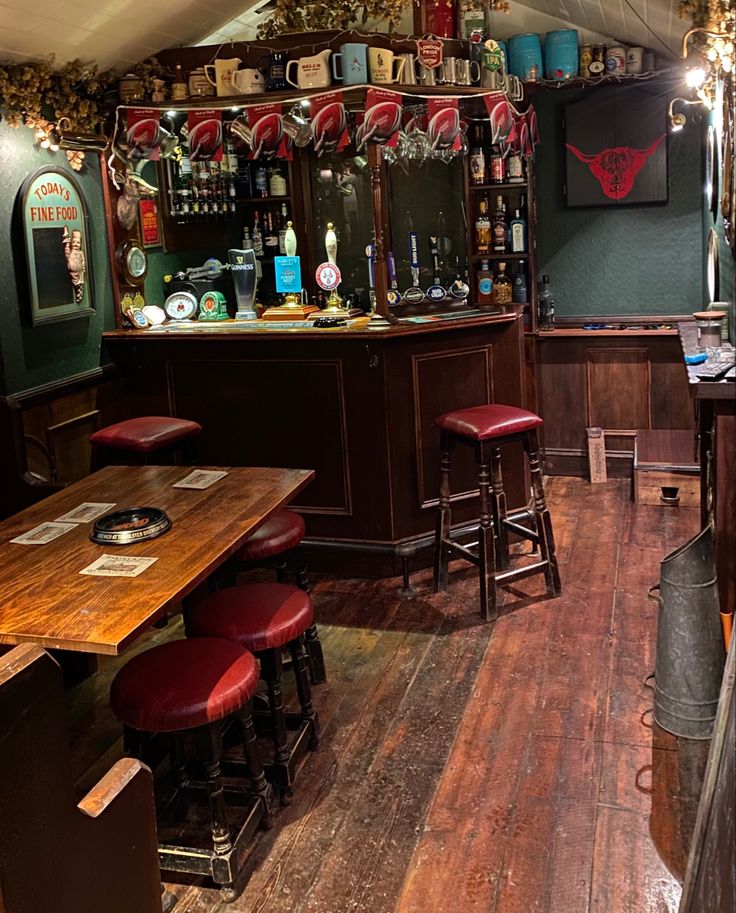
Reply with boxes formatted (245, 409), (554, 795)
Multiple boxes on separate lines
(232, 68), (266, 94)
(368, 47), (405, 84)
(204, 58), (242, 96)
(332, 42), (369, 85)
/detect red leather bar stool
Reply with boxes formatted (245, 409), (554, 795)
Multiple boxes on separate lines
(433, 404), (562, 621)
(187, 582), (320, 802)
(89, 415), (202, 467)
(228, 510), (326, 685)
(110, 637), (272, 901)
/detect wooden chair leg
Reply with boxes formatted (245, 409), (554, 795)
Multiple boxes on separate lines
(289, 637), (320, 750)
(524, 429), (562, 597)
(193, 723), (232, 857)
(237, 700), (274, 828)
(433, 431), (454, 594)
(477, 443), (497, 621)
(490, 446), (509, 570)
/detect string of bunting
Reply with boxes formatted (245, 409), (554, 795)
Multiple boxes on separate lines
(109, 83), (538, 185)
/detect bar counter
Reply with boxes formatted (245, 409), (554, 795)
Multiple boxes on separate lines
(103, 309), (527, 575)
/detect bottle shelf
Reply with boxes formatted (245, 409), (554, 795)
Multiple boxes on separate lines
(469, 182), (528, 192)
(235, 196), (291, 205)
(471, 252), (529, 261)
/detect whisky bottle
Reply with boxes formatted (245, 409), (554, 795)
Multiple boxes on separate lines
(475, 198), (491, 254)
(492, 195), (507, 253)
(264, 211), (279, 253)
(252, 212), (264, 257)
(492, 262), (513, 305)
(510, 209), (527, 253)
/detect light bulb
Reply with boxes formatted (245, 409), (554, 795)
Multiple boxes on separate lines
(686, 66), (706, 87)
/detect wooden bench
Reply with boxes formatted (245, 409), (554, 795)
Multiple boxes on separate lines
(0, 645), (164, 913)
(633, 429), (700, 507)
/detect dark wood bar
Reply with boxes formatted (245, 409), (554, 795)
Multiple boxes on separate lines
(104, 310), (527, 573)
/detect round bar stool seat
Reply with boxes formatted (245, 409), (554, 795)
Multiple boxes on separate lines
(90, 416), (202, 454)
(188, 583), (313, 652)
(187, 582), (320, 799)
(110, 637), (259, 732)
(238, 511), (306, 563)
(436, 404), (543, 441)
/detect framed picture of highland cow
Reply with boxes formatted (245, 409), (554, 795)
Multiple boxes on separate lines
(18, 167), (94, 325)
(564, 86), (668, 207)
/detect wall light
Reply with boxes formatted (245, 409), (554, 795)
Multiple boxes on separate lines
(668, 97), (703, 132)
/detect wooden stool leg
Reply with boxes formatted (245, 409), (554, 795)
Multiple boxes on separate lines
(524, 429), (562, 597)
(289, 637), (320, 750)
(490, 446), (509, 570)
(194, 723), (232, 856)
(477, 442), (497, 621)
(238, 700), (274, 828)
(288, 546), (326, 685)
(275, 559), (288, 584)
(258, 649), (290, 794)
(433, 430), (454, 594)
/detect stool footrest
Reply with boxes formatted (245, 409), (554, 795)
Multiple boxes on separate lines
(444, 540), (481, 566)
(503, 519), (540, 544)
(494, 560), (551, 586)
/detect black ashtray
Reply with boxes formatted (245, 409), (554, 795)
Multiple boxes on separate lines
(91, 507), (172, 545)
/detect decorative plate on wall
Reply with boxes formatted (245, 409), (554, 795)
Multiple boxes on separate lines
(706, 124), (719, 221)
(707, 227), (719, 302)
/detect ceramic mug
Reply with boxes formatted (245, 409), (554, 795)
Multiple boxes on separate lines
(232, 68), (266, 94)
(332, 43), (369, 85)
(188, 68), (215, 97)
(204, 57), (242, 96)
(626, 46), (644, 74)
(368, 47), (405, 84)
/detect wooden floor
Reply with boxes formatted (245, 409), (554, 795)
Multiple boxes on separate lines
(69, 477), (710, 913)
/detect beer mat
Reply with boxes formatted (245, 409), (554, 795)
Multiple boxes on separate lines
(173, 470), (229, 490)
(56, 502), (118, 524)
(10, 522), (77, 545)
(79, 555), (159, 578)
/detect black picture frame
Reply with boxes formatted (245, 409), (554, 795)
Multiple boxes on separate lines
(17, 166), (95, 326)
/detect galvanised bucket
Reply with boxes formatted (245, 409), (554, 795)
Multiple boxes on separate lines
(651, 526), (725, 739)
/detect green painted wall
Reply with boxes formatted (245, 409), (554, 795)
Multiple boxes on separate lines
(535, 86), (705, 318)
(0, 121), (116, 396)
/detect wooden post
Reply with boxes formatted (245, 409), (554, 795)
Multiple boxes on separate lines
(368, 142), (390, 319)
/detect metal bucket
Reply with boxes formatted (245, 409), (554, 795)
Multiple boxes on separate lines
(651, 526), (725, 739)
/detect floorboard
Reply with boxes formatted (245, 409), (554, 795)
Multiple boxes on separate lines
(63, 477), (708, 913)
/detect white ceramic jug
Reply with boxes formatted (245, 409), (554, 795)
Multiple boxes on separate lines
(286, 50), (332, 90)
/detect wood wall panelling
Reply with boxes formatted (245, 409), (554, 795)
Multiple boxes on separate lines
(586, 347), (651, 431)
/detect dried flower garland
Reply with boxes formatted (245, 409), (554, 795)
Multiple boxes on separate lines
(0, 57), (116, 168)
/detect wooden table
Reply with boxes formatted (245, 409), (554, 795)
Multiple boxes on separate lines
(0, 465), (314, 655)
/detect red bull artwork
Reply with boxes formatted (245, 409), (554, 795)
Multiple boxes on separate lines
(565, 136), (665, 200)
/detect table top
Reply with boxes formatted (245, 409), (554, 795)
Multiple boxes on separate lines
(678, 322), (736, 401)
(0, 465), (314, 655)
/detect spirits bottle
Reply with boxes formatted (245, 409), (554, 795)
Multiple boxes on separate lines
(242, 225), (252, 251)
(284, 220), (297, 256)
(252, 212), (264, 257)
(492, 262), (513, 305)
(512, 262), (528, 303)
(477, 258), (494, 307)
(265, 211), (279, 252)
(475, 198), (491, 254)
(507, 153), (524, 183)
(470, 145), (486, 186)
(538, 274), (555, 330)
(255, 165), (268, 198)
(490, 145), (505, 183)
(278, 203), (288, 254)
(269, 167), (287, 196)
(492, 195), (507, 253)
(510, 209), (527, 253)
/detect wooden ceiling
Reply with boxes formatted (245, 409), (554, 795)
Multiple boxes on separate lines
(0, 0), (687, 69)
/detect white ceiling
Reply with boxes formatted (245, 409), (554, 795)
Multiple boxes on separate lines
(0, 0), (687, 70)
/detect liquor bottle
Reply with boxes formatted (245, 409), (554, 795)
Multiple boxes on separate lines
(470, 145), (486, 186)
(507, 153), (524, 184)
(242, 225), (252, 251)
(538, 274), (555, 330)
(264, 211), (279, 253)
(278, 203), (288, 254)
(510, 209), (527, 253)
(228, 173), (237, 216)
(512, 262), (528, 303)
(252, 212), (264, 258)
(492, 195), (507, 253)
(492, 262), (513, 305)
(188, 174), (198, 219)
(489, 145), (505, 183)
(477, 258), (494, 307)
(269, 166), (287, 197)
(475, 198), (491, 254)
(255, 165), (268, 198)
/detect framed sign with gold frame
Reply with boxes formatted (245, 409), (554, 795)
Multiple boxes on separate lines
(18, 166), (94, 326)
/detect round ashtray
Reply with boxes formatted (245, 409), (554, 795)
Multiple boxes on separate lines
(90, 507), (172, 545)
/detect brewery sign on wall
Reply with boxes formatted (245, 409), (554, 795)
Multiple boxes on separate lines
(18, 166), (94, 325)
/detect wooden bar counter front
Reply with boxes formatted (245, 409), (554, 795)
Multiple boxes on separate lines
(104, 310), (526, 575)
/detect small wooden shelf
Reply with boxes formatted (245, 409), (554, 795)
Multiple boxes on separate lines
(235, 196), (291, 205)
(469, 183), (528, 192)
(471, 252), (529, 261)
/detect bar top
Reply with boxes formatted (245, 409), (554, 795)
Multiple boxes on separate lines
(103, 309), (519, 342)
(678, 321), (736, 401)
